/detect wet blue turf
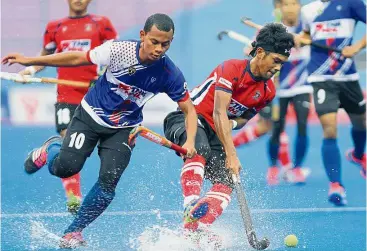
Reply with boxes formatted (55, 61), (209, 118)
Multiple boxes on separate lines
(1, 125), (366, 251)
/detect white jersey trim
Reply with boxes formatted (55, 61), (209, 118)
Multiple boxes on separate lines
(277, 86), (313, 98)
(307, 73), (359, 83)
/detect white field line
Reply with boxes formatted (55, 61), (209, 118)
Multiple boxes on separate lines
(1, 207), (365, 219)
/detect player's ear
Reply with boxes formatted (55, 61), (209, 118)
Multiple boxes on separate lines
(256, 47), (266, 59)
(139, 30), (146, 41)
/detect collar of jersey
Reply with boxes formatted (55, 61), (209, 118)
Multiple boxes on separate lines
(68, 14), (90, 19)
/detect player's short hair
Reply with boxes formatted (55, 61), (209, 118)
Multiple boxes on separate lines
(279, 0), (300, 4)
(273, 0), (281, 6)
(144, 13), (175, 34)
(251, 23), (294, 57)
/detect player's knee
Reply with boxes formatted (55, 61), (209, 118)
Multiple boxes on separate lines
(51, 151), (85, 178)
(322, 126), (337, 138)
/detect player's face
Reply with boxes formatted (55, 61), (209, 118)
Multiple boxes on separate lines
(280, 0), (300, 23)
(140, 25), (174, 62)
(257, 49), (288, 79)
(68, 0), (91, 13)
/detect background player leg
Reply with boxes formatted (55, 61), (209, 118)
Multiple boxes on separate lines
(346, 113), (366, 177)
(55, 103), (82, 215)
(233, 117), (272, 147)
(233, 105), (292, 169)
(60, 128), (82, 215)
(313, 82), (346, 206)
(340, 81), (367, 178)
(319, 112), (346, 206)
(284, 94), (311, 183)
(267, 97), (290, 185)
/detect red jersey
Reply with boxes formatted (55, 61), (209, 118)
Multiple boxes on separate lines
(190, 59), (276, 130)
(43, 14), (117, 104)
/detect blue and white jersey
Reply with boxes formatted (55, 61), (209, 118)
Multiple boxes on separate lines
(278, 22), (312, 97)
(82, 39), (189, 128)
(301, 0), (366, 83)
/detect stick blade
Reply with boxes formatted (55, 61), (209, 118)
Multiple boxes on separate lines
(240, 16), (252, 23)
(217, 30), (228, 40)
(247, 231), (270, 250)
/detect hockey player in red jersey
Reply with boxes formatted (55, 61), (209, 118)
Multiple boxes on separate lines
(164, 23), (294, 244)
(17, 0), (118, 215)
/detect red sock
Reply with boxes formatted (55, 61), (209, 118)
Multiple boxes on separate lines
(278, 132), (292, 169)
(181, 154), (206, 207)
(198, 183), (232, 225)
(233, 126), (261, 147)
(62, 173), (82, 199)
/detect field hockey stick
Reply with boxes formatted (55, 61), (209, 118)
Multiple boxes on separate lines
(0, 71), (90, 88)
(129, 126), (188, 155)
(240, 17), (342, 53)
(231, 174), (270, 250)
(217, 30), (253, 46)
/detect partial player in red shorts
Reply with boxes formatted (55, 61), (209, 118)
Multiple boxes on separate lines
(18, 0), (117, 215)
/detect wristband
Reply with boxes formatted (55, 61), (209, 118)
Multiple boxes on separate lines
(231, 120), (238, 129)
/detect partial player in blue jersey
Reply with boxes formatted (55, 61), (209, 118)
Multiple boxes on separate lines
(2, 13), (198, 248)
(296, 0), (366, 206)
(267, 0), (312, 186)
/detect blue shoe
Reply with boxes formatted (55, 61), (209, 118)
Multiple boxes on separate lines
(183, 199), (209, 224)
(24, 136), (62, 174)
(328, 182), (347, 206)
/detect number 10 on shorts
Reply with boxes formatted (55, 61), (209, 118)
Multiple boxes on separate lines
(68, 132), (85, 149)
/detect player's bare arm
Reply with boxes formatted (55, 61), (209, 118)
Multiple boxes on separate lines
(2, 51), (91, 67)
(178, 98), (198, 158)
(294, 31), (311, 47)
(18, 48), (54, 76)
(342, 34), (366, 58)
(213, 89), (241, 175)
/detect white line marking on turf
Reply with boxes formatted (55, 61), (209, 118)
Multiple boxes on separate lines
(1, 207), (365, 219)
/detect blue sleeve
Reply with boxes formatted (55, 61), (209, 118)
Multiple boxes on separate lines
(350, 0), (366, 23)
(165, 71), (189, 102)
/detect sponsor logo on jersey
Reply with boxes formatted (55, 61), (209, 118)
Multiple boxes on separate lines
(60, 39), (91, 52)
(85, 23), (92, 31)
(315, 21), (341, 33)
(115, 81), (149, 105)
(128, 66), (136, 76)
(253, 90), (261, 100)
(227, 100), (248, 117)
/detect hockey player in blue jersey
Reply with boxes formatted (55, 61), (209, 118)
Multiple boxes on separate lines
(2, 13), (198, 248)
(267, 0), (312, 186)
(295, 0), (366, 206)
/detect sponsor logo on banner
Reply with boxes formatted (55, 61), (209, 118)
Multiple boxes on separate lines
(60, 39), (91, 52)
(8, 87), (56, 125)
